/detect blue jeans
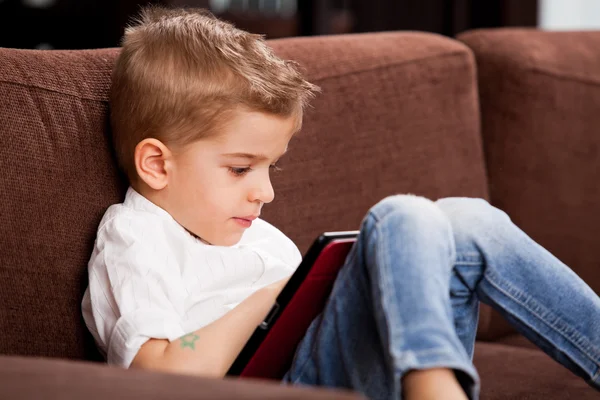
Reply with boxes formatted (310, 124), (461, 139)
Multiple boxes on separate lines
(282, 195), (600, 399)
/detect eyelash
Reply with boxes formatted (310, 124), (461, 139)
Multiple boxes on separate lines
(228, 164), (282, 177)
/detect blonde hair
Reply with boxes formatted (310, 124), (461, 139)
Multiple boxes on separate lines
(110, 5), (319, 182)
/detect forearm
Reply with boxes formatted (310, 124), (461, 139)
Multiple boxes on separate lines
(134, 283), (281, 377)
(168, 286), (278, 376)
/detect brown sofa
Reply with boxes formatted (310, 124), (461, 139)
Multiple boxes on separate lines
(1, 27), (599, 399)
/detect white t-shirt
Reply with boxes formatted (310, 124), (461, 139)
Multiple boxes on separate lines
(81, 187), (301, 368)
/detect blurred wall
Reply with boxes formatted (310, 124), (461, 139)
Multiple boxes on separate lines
(0, 0), (161, 49)
(0, 0), (539, 50)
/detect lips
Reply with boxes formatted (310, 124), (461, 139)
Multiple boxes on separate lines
(236, 215), (259, 221)
(232, 215), (259, 228)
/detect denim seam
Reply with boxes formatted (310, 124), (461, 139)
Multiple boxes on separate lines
(369, 210), (406, 398)
(392, 348), (478, 375)
(455, 253), (483, 263)
(591, 366), (600, 385)
(375, 216), (406, 364)
(484, 268), (600, 367)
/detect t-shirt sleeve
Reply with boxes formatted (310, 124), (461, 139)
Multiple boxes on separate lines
(87, 214), (187, 368)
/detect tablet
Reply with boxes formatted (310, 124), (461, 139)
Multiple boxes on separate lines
(226, 230), (359, 379)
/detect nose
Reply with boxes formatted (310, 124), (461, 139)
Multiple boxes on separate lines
(248, 172), (275, 204)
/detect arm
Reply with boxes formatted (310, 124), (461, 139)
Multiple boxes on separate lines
(130, 278), (288, 377)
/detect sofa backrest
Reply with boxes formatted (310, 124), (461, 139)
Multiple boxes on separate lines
(459, 29), (600, 338)
(0, 48), (123, 361)
(0, 32), (488, 360)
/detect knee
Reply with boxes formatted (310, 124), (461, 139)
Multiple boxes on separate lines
(435, 197), (511, 238)
(368, 194), (451, 235)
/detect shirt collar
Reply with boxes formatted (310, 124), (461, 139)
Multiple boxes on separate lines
(123, 186), (174, 221)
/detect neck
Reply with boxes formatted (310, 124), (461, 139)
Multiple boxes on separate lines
(133, 182), (212, 246)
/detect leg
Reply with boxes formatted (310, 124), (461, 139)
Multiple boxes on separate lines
(284, 195), (480, 399)
(436, 197), (600, 389)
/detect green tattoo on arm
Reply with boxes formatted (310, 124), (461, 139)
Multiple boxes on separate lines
(179, 333), (200, 350)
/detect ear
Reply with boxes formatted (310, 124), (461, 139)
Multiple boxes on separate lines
(134, 138), (172, 190)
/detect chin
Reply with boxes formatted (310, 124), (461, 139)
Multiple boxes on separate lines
(211, 233), (243, 247)
(224, 236), (243, 247)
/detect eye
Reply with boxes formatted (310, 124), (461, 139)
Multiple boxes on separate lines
(269, 163), (283, 173)
(229, 167), (251, 177)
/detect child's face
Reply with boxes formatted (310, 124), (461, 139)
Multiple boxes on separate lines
(166, 110), (297, 246)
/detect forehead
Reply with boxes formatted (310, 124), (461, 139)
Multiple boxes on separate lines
(213, 109), (299, 152)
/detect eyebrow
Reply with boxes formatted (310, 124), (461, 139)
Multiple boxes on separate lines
(221, 149), (287, 161)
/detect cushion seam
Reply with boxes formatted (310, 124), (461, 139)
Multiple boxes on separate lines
(527, 66), (600, 88)
(0, 78), (108, 102)
(478, 59), (600, 88)
(305, 50), (471, 83)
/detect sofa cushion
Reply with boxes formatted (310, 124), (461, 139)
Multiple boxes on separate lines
(474, 342), (597, 399)
(0, 355), (361, 400)
(458, 29), (600, 339)
(0, 32), (489, 360)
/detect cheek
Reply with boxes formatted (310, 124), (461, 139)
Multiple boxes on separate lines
(196, 178), (234, 212)
(172, 167), (212, 208)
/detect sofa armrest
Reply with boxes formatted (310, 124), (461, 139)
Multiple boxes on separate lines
(0, 355), (362, 400)
(458, 28), (600, 341)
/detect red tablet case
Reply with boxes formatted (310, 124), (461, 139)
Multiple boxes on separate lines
(240, 238), (356, 379)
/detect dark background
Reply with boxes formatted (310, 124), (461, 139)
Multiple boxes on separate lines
(0, 0), (538, 50)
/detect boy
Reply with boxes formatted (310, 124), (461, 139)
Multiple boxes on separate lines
(82, 6), (600, 400)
